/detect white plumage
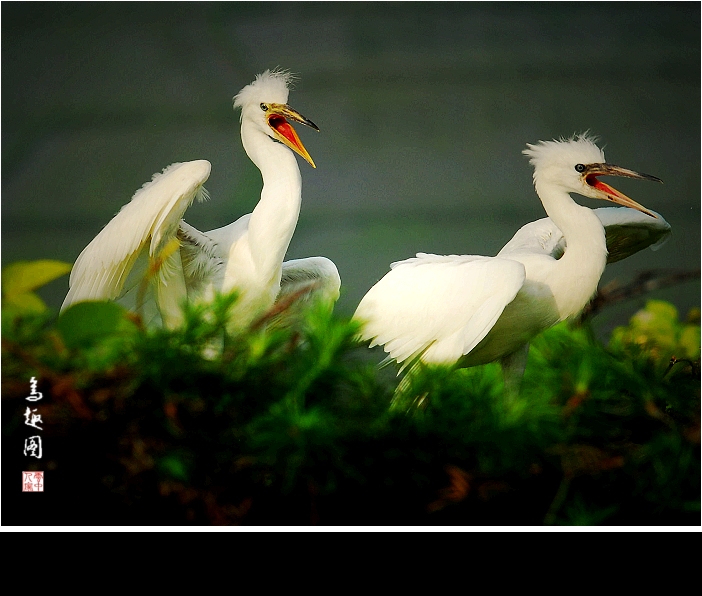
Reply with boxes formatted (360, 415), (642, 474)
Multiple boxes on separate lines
(498, 206), (670, 264)
(62, 69), (340, 329)
(62, 161), (211, 326)
(362, 254), (525, 366)
(354, 133), (666, 387)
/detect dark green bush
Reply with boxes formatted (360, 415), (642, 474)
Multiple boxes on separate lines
(2, 263), (699, 526)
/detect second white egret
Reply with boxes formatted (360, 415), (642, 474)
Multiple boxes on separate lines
(354, 133), (665, 392)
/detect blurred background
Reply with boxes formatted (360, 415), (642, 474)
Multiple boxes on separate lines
(2, 2), (699, 335)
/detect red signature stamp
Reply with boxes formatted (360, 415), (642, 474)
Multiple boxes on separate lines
(22, 471), (44, 492)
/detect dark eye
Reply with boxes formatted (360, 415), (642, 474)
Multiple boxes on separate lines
(575, 163), (585, 173)
(260, 103), (268, 112)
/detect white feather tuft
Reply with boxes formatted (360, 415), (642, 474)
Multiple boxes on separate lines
(523, 131), (605, 174)
(233, 68), (297, 112)
(196, 185), (210, 203)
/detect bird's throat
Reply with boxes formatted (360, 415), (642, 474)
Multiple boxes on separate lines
(241, 123), (304, 284)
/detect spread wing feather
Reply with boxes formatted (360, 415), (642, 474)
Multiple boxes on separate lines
(62, 160), (211, 311)
(595, 207), (671, 263)
(278, 257), (341, 305)
(177, 220), (225, 295)
(498, 207), (671, 263)
(354, 252), (526, 366)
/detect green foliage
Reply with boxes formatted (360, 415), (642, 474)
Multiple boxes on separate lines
(2, 260), (72, 315)
(2, 260), (71, 297)
(610, 300), (701, 376)
(2, 265), (699, 526)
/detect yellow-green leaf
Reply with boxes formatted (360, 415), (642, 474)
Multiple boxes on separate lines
(679, 326), (701, 360)
(3, 291), (47, 314)
(2, 260), (72, 298)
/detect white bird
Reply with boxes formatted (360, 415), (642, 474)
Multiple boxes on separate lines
(353, 133), (665, 395)
(61, 70), (340, 329)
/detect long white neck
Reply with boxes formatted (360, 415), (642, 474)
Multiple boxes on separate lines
(240, 121), (302, 285)
(535, 180), (608, 320)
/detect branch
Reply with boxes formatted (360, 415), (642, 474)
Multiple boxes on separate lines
(581, 269), (700, 321)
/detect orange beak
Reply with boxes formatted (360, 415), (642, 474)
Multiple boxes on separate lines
(583, 163), (662, 218)
(266, 103), (319, 168)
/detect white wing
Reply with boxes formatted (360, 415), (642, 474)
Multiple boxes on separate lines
(497, 218), (567, 260)
(278, 257), (341, 305)
(262, 257), (341, 329)
(177, 220), (225, 295)
(62, 160), (211, 320)
(595, 207), (671, 263)
(354, 252), (526, 366)
(498, 207), (671, 263)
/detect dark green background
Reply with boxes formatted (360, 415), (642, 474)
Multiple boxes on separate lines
(2, 2), (699, 331)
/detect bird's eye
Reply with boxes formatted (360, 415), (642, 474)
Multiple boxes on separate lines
(260, 103), (268, 112)
(575, 164), (585, 173)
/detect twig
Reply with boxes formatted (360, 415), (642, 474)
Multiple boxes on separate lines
(662, 356), (698, 379)
(581, 269), (700, 321)
(249, 280), (322, 331)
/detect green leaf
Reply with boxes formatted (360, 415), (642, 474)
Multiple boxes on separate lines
(610, 300), (702, 368)
(642, 300), (679, 322)
(56, 301), (137, 349)
(679, 325), (701, 360)
(2, 260), (72, 298)
(3, 291), (47, 314)
(158, 455), (190, 482)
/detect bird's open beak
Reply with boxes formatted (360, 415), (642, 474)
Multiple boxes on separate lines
(266, 103), (319, 168)
(583, 163), (662, 218)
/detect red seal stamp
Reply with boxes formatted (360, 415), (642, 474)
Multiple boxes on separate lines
(22, 471), (44, 492)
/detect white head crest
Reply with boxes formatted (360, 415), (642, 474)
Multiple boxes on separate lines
(523, 132), (605, 174)
(233, 69), (296, 111)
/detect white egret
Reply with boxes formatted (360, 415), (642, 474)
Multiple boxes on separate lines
(353, 133), (665, 394)
(61, 70), (340, 329)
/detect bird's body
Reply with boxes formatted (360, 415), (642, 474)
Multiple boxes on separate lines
(354, 134), (664, 387)
(62, 70), (340, 328)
